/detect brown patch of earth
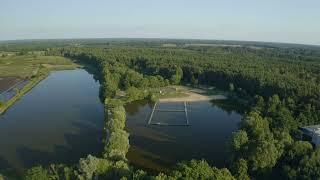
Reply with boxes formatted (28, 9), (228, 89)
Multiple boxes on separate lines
(0, 77), (22, 93)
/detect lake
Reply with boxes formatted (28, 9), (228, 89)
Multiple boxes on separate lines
(0, 69), (104, 172)
(125, 99), (242, 172)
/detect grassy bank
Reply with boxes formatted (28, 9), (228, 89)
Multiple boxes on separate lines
(0, 55), (79, 77)
(0, 54), (79, 114)
(0, 69), (48, 114)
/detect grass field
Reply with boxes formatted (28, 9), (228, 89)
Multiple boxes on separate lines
(0, 54), (80, 113)
(0, 55), (79, 78)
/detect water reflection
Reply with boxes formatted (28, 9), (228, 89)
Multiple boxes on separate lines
(0, 69), (104, 172)
(125, 99), (242, 172)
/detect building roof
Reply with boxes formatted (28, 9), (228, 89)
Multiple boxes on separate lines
(301, 125), (320, 137)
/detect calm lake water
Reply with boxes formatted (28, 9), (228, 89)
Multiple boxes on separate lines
(0, 69), (104, 172)
(125, 100), (242, 172)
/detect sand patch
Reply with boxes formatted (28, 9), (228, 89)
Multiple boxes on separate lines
(159, 86), (227, 102)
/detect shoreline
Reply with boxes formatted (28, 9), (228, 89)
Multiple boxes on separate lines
(0, 65), (79, 115)
(0, 72), (48, 114)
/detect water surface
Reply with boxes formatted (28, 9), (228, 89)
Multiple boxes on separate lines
(0, 69), (104, 172)
(0, 80), (29, 102)
(125, 100), (242, 172)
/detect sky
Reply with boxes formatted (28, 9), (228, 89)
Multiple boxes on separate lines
(0, 0), (319, 45)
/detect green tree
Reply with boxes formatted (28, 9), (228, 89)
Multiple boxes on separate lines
(170, 66), (183, 85)
(299, 148), (320, 179)
(132, 170), (149, 180)
(239, 112), (281, 172)
(231, 130), (248, 151)
(273, 130), (293, 156)
(268, 106), (296, 131)
(267, 95), (281, 114)
(48, 164), (75, 180)
(106, 160), (131, 179)
(252, 95), (265, 113)
(106, 105), (126, 132)
(78, 155), (111, 179)
(126, 86), (147, 102)
(104, 130), (129, 160)
(122, 70), (144, 89)
(281, 141), (315, 179)
(171, 160), (235, 180)
(232, 159), (250, 180)
(229, 83), (235, 92)
(191, 75), (199, 86)
(25, 166), (50, 180)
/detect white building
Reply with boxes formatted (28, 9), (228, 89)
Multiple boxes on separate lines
(301, 125), (320, 147)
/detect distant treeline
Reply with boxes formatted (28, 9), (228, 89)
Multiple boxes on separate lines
(2, 38), (320, 51)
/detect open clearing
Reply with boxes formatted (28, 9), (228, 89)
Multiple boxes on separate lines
(0, 54), (79, 112)
(159, 86), (227, 102)
(0, 54), (79, 93)
(0, 55), (79, 78)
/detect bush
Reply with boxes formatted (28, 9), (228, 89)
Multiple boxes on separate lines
(148, 92), (159, 103)
(107, 160), (131, 179)
(231, 159), (250, 180)
(47, 164), (75, 180)
(171, 160), (235, 180)
(78, 155), (111, 179)
(106, 105), (126, 132)
(104, 130), (129, 160)
(126, 87), (148, 102)
(132, 170), (149, 180)
(25, 166), (50, 180)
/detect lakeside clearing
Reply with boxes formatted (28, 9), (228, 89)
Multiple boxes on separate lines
(158, 85), (227, 102)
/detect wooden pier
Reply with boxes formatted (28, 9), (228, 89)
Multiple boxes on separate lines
(184, 101), (189, 125)
(155, 109), (185, 112)
(147, 101), (157, 125)
(148, 101), (190, 126)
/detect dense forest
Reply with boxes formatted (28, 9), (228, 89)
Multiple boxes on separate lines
(1, 39), (320, 179)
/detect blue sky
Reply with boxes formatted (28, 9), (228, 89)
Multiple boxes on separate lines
(0, 0), (319, 45)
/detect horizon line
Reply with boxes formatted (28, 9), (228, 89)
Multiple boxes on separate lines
(0, 37), (319, 47)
